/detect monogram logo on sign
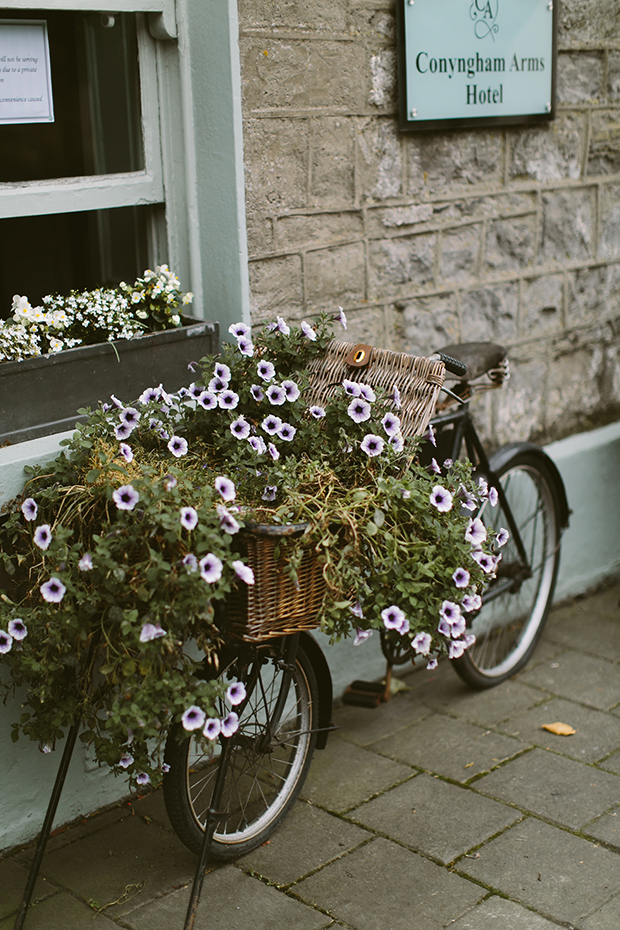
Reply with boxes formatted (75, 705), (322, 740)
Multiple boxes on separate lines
(469, 0), (500, 41)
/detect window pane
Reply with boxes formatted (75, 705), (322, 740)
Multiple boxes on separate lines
(0, 205), (151, 313)
(0, 9), (143, 181)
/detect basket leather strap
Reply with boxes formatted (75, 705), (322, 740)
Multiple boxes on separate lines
(344, 344), (374, 368)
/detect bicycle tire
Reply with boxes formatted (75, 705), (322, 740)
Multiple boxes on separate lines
(163, 639), (318, 859)
(452, 449), (562, 688)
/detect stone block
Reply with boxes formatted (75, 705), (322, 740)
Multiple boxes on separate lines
(449, 896), (568, 930)
(583, 808), (620, 850)
(351, 8), (395, 42)
(309, 117), (356, 208)
(567, 266), (613, 327)
(0, 858), (57, 921)
(581, 894), (620, 930)
(557, 52), (604, 104)
(459, 817), (620, 926)
(545, 344), (604, 437)
(240, 38), (364, 112)
(476, 748), (620, 830)
(509, 112), (586, 182)
(414, 675), (543, 729)
(369, 203), (434, 235)
(0, 892), (120, 929)
(293, 837), (484, 930)
(484, 217), (536, 274)
(368, 48), (397, 110)
(357, 117), (403, 201)
(439, 225), (482, 285)
(501, 697), (620, 763)
(588, 109), (620, 176)
(246, 215), (274, 258)
(277, 211), (363, 250)
(541, 188), (595, 264)
(368, 233), (436, 297)
(545, 595), (620, 658)
(609, 51), (620, 101)
(433, 193), (537, 224)
(305, 241), (366, 308)
(520, 274), (564, 337)
(400, 294), (459, 357)
(243, 118), (309, 214)
(238, 0), (349, 33)
(599, 182), (620, 260)
(249, 254), (303, 321)
(558, 0), (620, 46)
(333, 687), (433, 748)
(340, 306), (388, 346)
(460, 283), (519, 343)
(519, 651), (620, 711)
(492, 355), (547, 446)
(350, 774), (521, 865)
(370, 713), (523, 782)
(407, 131), (503, 196)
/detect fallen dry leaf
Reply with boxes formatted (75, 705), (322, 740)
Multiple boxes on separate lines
(541, 722), (576, 736)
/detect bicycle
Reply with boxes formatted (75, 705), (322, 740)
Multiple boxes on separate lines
(161, 339), (569, 925)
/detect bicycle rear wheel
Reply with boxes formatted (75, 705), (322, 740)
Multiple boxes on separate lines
(452, 450), (562, 688)
(163, 639), (318, 859)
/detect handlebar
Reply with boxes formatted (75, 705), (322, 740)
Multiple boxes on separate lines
(432, 352), (468, 378)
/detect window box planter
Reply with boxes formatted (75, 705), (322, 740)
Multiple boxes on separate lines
(0, 318), (219, 445)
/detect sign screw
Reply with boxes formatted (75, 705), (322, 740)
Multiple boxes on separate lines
(410, 108), (418, 118)
(546, 102), (552, 111)
(547, 1), (553, 9)
(408, 0), (415, 5)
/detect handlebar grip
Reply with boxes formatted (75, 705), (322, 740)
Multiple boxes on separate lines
(437, 353), (467, 378)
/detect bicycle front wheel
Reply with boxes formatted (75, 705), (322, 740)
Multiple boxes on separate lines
(163, 639), (318, 859)
(452, 450), (562, 688)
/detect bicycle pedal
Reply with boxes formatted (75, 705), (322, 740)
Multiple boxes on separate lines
(342, 679), (389, 707)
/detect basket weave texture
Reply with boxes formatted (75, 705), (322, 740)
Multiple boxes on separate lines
(226, 524), (325, 642)
(305, 340), (445, 440)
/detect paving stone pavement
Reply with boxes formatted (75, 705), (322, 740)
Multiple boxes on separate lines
(2, 582), (620, 930)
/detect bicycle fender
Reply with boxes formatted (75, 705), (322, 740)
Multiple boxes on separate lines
(300, 631), (334, 750)
(487, 442), (570, 530)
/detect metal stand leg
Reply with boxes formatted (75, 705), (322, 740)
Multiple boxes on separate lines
(13, 719), (81, 930)
(183, 735), (234, 930)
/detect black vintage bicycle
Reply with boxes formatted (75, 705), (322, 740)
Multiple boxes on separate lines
(161, 339), (570, 904)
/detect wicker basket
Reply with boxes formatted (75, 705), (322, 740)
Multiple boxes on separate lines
(226, 523), (325, 642)
(305, 340), (445, 440)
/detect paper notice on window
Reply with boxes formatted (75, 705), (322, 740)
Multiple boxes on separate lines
(0, 20), (54, 124)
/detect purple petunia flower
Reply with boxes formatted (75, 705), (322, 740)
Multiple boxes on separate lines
(229, 321), (251, 339)
(34, 524), (52, 550)
(180, 507), (198, 531)
(221, 712), (239, 738)
(262, 414), (283, 435)
(448, 640), (467, 659)
(196, 390), (217, 411)
(138, 386), (161, 405)
(182, 705), (206, 731)
(119, 753), (134, 769)
(40, 577), (66, 603)
(496, 527), (509, 548)
(390, 434), (405, 453)
(218, 390), (240, 410)
(461, 593), (482, 613)
(465, 517), (487, 546)
(424, 424), (437, 447)
(488, 485), (499, 507)
(8, 619), (27, 641)
(230, 416), (251, 440)
(199, 553), (223, 583)
(262, 485), (277, 502)
(114, 421), (133, 441)
(309, 405), (326, 419)
(78, 553), (93, 571)
(381, 413), (401, 437)
(232, 560), (255, 585)
(427, 657), (438, 670)
(337, 306), (347, 329)
(250, 384), (265, 402)
(391, 385), (401, 409)
(360, 434), (384, 457)
(120, 407), (140, 429)
(168, 436), (188, 458)
(266, 384), (286, 406)
(350, 601), (364, 619)
(275, 316), (290, 335)
(182, 553), (198, 572)
(204, 717), (221, 740)
(381, 605), (409, 634)
(277, 422), (296, 442)
(119, 443), (133, 464)
(301, 321), (317, 340)
(358, 383), (376, 403)
(268, 442), (280, 461)
(136, 772), (150, 786)
(427, 458), (442, 476)
(237, 336), (254, 357)
(217, 504), (240, 535)
(113, 485), (140, 511)
(452, 567), (470, 588)
(214, 362), (231, 383)
(187, 382), (205, 399)
(226, 682), (247, 706)
(412, 632), (432, 655)
(438, 618), (452, 638)
(0, 630), (13, 654)
(281, 380), (300, 402)
(353, 628), (373, 646)
(430, 486), (453, 513)
(162, 762), (170, 773)
(164, 474), (177, 491)
(215, 476), (236, 502)
(249, 435), (267, 454)
(439, 600), (462, 624)
(140, 622), (166, 642)
(110, 394), (124, 409)
(472, 550), (497, 574)
(347, 398), (371, 423)
(208, 375), (228, 393)
(21, 498), (38, 521)
(257, 360), (276, 381)
(478, 477), (489, 498)
(342, 379), (361, 397)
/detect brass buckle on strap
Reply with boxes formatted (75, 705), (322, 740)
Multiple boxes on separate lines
(344, 344), (373, 368)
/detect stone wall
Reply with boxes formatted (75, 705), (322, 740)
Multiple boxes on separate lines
(238, 0), (620, 448)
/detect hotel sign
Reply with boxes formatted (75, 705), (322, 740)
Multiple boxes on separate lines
(397, 0), (557, 131)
